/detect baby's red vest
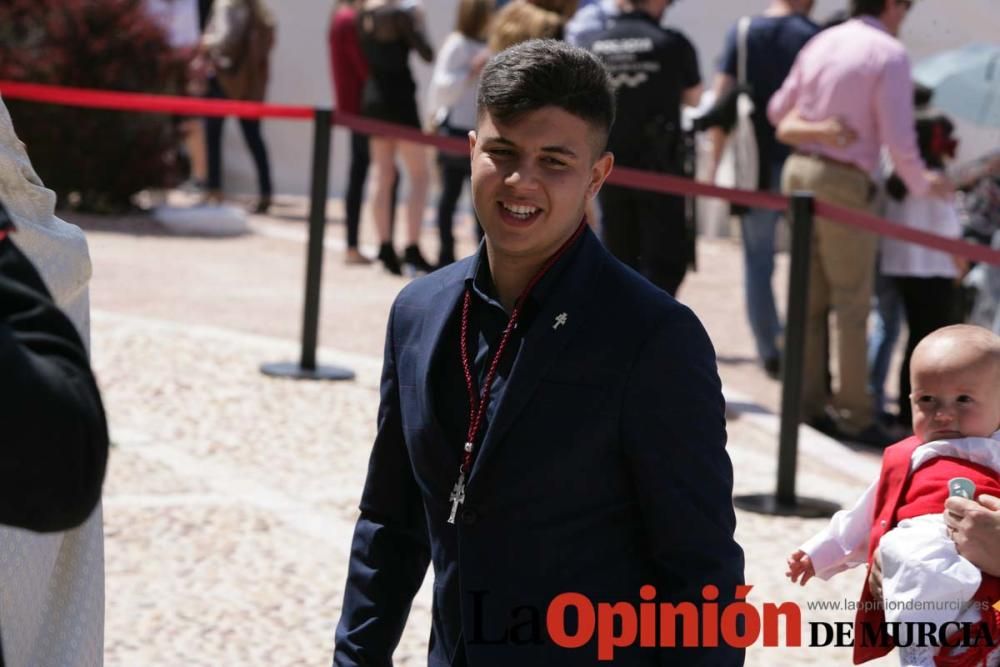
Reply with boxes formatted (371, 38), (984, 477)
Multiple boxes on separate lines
(853, 436), (1000, 664)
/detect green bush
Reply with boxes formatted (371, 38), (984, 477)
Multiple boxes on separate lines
(0, 0), (190, 212)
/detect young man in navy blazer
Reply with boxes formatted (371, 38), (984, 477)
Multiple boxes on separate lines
(333, 39), (745, 666)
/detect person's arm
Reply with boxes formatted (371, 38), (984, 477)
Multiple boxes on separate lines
(333, 303), (431, 666)
(345, 18), (369, 83)
(767, 52), (803, 128)
(0, 236), (108, 533)
(428, 35), (478, 118)
(621, 306), (744, 665)
(775, 108), (857, 149)
(679, 31), (703, 108)
(703, 23), (739, 174)
(398, 5), (434, 63)
(793, 481), (876, 583)
(705, 73), (736, 173)
(875, 51), (952, 199)
(944, 494), (1000, 577)
(329, 11), (367, 86)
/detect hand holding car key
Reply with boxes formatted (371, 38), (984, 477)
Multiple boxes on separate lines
(949, 477), (976, 500)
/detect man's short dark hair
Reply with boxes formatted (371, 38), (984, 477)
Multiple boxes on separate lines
(477, 39), (616, 154)
(850, 0), (888, 17)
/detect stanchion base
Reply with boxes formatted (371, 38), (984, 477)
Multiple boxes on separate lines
(733, 494), (840, 518)
(260, 361), (355, 381)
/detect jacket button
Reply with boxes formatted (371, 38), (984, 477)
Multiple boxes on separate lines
(880, 520), (887, 527)
(461, 509), (478, 525)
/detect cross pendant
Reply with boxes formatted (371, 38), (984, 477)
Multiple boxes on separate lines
(447, 471), (466, 524)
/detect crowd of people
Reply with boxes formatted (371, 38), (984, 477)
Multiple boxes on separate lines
(144, 0), (277, 214)
(320, 5), (1000, 662)
(141, 0), (1000, 404)
(323, 0), (1000, 444)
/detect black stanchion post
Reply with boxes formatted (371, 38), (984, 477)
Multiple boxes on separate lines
(261, 108), (355, 381)
(734, 192), (839, 517)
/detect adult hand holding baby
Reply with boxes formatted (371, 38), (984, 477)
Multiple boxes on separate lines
(945, 494), (1000, 577)
(868, 493), (1000, 598)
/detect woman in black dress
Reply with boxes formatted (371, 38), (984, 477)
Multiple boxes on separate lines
(358, 0), (434, 275)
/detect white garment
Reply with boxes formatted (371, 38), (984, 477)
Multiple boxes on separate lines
(144, 0), (201, 49)
(426, 32), (485, 132)
(801, 433), (1000, 666)
(880, 194), (962, 279)
(0, 96), (104, 667)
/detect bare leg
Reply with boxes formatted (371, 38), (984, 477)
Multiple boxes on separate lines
(182, 119), (207, 183)
(398, 141), (429, 245)
(369, 137), (397, 244)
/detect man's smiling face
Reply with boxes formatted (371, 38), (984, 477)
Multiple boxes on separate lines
(470, 105), (613, 269)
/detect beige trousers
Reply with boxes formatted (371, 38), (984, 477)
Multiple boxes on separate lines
(782, 154), (877, 433)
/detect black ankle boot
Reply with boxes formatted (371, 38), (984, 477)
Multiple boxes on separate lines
(377, 242), (402, 276)
(403, 244), (434, 275)
(250, 196), (271, 215)
(438, 244), (455, 269)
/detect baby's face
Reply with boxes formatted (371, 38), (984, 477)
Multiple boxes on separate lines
(910, 362), (1000, 443)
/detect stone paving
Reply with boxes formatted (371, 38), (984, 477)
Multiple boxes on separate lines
(71, 197), (900, 666)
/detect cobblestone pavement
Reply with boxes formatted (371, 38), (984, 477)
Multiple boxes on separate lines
(73, 197), (896, 666)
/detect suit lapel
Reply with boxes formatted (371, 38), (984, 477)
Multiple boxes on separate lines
(415, 269), (467, 468)
(469, 230), (607, 482)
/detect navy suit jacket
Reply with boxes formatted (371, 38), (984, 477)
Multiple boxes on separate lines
(334, 228), (744, 666)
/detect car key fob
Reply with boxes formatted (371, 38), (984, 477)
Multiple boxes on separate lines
(949, 477), (976, 500)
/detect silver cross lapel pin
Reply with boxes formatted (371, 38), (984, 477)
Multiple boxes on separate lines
(553, 312), (568, 330)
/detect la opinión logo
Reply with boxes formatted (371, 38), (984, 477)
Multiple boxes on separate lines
(465, 586), (1000, 661)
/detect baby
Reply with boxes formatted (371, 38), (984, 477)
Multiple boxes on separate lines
(787, 325), (1000, 667)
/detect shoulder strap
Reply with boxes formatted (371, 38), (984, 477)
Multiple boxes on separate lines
(736, 16), (751, 86)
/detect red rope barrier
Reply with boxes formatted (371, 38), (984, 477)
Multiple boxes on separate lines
(609, 165), (789, 212)
(2, 80), (999, 266)
(815, 200), (1000, 266)
(331, 110), (469, 155)
(0, 80), (313, 119)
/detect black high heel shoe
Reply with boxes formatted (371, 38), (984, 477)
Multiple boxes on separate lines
(377, 242), (402, 276)
(250, 195), (271, 215)
(403, 244), (434, 276)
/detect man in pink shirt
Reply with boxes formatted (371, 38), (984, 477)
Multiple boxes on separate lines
(768, 0), (952, 447)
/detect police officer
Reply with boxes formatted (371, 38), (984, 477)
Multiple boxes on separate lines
(584, 0), (701, 296)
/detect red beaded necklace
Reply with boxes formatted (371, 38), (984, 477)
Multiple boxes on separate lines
(446, 221), (586, 524)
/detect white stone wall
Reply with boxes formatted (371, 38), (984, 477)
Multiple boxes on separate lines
(220, 0), (1000, 196)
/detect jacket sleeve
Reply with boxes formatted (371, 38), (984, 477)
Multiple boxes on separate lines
(333, 302), (431, 666)
(620, 306), (745, 666)
(427, 35), (474, 121)
(0, 237), (108, 532)
(874, 50), (930, 198)
(398, 7), (434, 63)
